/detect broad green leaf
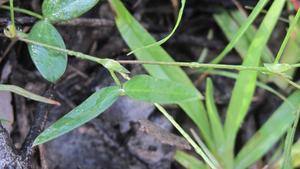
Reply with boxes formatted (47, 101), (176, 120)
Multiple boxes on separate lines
(124, 75), (201, 104)
(205, 78), (225, 152)
(128, 0), (186, 55)
(0, 84), (60, 105)
(211, 0), (270, 64)
(223, 1), (285, 168)
(234, 91), (300, 169)
(42, 0), (99, 22)
(174, 150), (207, 169)
(33, 86), (120, 146)
(109, 0), (213, 149)
(28, 20), (67, 82)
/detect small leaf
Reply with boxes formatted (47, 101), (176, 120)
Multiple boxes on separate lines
(97, 58), (129, 74)
(264, 63), (293, 73)
(42, 0), (100, 22)
(28, 20), (67, 82)
(123, 75), (201, 104)
(33, 86), (120, 146)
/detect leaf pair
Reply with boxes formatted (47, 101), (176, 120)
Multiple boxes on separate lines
(34, 75), (200, 145)
(27, 0), (100, 82)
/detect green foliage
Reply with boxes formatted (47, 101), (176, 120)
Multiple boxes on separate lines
(109, 0), (213, 149)
(123, 75), (201, 104)
(28, 20), (67, 82)
(205, 78), (225, 151)
(224, 2), (285, 167)
(3, 1), (300, 169)
(33, 86), (121, 146)
(0, 84), (59, 105)
(235, 91), (300, 169)
(174, 150), (207, 169)
(42, 0), (99, 22)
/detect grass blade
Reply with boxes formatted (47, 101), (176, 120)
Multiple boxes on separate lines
(109, 0), (213, 148)
(210, 0), (269, 64)
(234, 91), (300, 169)
(214, 10), (274, 63)
(282, 107), (300, 169)
(174, 150), (208, 169)
(0, 84), (60, 105)
(205, 78), (225, 150)
(223, 1), (285, 167)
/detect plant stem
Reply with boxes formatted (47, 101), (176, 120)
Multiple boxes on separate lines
(154, 103), (219, 169)
(118, 60), (269, 72)
(18, 37), (300, 74)
(8, 0), (16, 37)
(109, 70), (121, 86)
(1, 5), (43, 19)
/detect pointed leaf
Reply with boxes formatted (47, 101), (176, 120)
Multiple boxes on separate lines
(124, 75), (201, 104)
(28, 20), (67, 82)
(33, 86), (120, 146)
(235, 91), (300, 169)
(42, 0), (100, 22)
(205, 78), (225, 149)
(174, 150), (208, 169)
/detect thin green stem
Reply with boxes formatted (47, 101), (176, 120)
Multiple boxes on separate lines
(118, 60), (269, 72)
(17, 37), (300, 75)
(8, 0), (16, 37)
(109, 70), (121, 86)
(154, 104), (219, 169)
(1, 5), (43, 19)
(274, 8), (300, 64)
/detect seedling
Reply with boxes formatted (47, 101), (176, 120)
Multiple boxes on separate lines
(1, 0), (300, 169)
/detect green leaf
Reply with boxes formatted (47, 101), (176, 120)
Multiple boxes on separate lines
(33, 86), (120, 146)
(0, 84), (60, 105)
(109, 0), (213, 149)
(205, 78), (225, 151)
(234, 91), (300, 169)
(213, 10), (274, 63)
(28, 20), (67, 82)
(223, 0), (285, 167)
(282, 107), (300, 169)
(174, 150), (208, 169)
(42, 0), (99, 22)
(124, 75), (201, 104)
(97, 58), (129, 74)
(210, 0), (270, 64)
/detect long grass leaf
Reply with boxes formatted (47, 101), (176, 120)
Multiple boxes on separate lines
(234, 91), (300, 169)
(210, 0), (269, 64)
(223, 1), (285, 167)
(109, 0), (213, 148)
(174, 150), (208, 169)
(205, 78), (225, 149)
(282, 106), (300, 169)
